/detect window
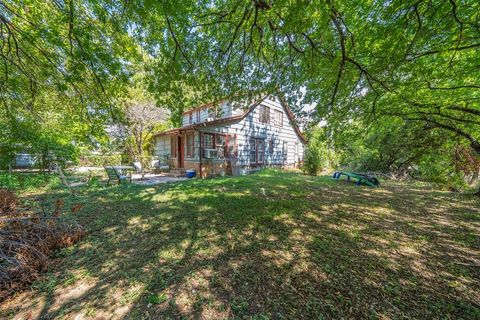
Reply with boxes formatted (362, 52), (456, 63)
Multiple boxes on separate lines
(208, 107), (216, 119)
(214, 134), (225, 158)
(186, 133), (194, 157)
(249, 138), (265, 164)
(189, 112), (193, 125)
(257, 139), (265, 163)
(268, 139), (274, 154)
(216, 134), (226, 147)
(282, 141), (288, 162)
(204, 133), (214, 149)
(227, 134), (237, 157)
(196, 110), (200, 123)
(274, 110), (283, 127)
(249, 138), (256, 163)
(259, 105), (270, 123)
(203, 132), (229, 159)
(170, 136), (177, 157)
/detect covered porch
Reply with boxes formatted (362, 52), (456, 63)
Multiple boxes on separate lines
(153, 127), (237, 178)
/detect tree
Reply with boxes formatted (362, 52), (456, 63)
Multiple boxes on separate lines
(121, 84), (169, 162)
(124, 0), (479, 193)
(0, 1), (144, 167)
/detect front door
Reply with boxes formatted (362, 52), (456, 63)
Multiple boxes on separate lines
(178, 135), (184, 168)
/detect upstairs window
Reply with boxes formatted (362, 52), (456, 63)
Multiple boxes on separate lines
(189, 112), (193, 125)
(196, 110), (200, 123)
(208, 107), (216, 119)
(259, 105), (270, 123)
(274, 110), (283, 127)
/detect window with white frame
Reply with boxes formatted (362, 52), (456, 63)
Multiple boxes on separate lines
(282, 141), (288, 162)
(273, 110), (283, 127)
(259, 105), (270, 123)
(257, 139), (265, 163)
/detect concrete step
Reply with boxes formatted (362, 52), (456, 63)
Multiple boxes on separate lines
(165, 168), (186, 177)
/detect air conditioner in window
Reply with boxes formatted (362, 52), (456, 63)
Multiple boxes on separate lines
(204, 149), (218, 158)
(206, 117), (215, 122)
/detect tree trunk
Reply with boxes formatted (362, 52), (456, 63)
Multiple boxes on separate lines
(473, 146), (480, 197)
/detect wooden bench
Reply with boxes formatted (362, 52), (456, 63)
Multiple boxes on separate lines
(104, 166), (132, 185)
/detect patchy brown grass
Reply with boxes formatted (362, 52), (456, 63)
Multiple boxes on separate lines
(1, 170), (479, 319)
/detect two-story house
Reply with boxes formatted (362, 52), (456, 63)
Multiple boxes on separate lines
(152, 94), (306, 177)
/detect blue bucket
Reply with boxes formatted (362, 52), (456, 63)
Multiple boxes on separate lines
(185, 170), (196, 178)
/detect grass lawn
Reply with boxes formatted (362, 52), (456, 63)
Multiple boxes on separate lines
(1, 170), (479, 319)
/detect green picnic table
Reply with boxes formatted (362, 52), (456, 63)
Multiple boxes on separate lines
(332, 171), (380, 187)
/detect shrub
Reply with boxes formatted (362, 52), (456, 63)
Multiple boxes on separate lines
(0, 173), (58, 191)
(302, 128), (331, 176)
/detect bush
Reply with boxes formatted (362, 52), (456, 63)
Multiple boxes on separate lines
(303, 145), (324, 175)
(302, 128), (332, 176)
(0, 173), (59, 191)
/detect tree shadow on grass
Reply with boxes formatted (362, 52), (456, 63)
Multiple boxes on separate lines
(4, 171), (480, 319)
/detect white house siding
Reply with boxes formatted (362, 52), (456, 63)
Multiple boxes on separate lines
(181, 101), (243, 127)
(226, 97), (304, 167)
(192, 96), (304, 167)
(154, 95), (304, 173)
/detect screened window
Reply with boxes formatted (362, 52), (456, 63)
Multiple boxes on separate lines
(196, 110), (200, 123)
(170, 136), (177, 157)
(204, 133), (214, 149)
(203, 133), (229, 158)
(189, 112), (193, 125)
(257, 140), (265, 163)
(249, 138), (256, 163)
(249, 138), (265, 163)
(186, 133), (194, 157)
(259, 105), (270, 123)
(274, 110), (283, 126)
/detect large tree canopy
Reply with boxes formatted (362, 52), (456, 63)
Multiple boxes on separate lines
(2, 1), (479, 191)
(125, 0), (479, 153)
